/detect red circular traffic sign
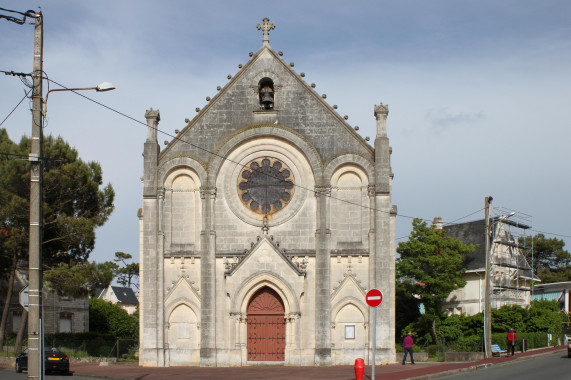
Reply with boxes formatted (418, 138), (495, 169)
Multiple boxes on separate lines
(366, 289), (383, 308)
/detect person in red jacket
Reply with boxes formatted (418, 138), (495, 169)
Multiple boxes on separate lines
(402, 332), (415, 364)
(506, 328), (517, 356)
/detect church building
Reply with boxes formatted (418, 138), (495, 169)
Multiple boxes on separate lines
(139, 18), (396, 367)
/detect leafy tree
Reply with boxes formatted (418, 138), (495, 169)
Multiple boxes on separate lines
(113, 251), (139, 289)
(396, 282), (421, 338)
(44, 261), (116, 297)
(524, 300), (567, 335)
(538, 267), (571, 283)
(397, 218), (476, 340)
(89, 298), (138, 338)
(0, 129), (31, 348)
(0, 129), (114, 347)
(519, 234), (571, 283)
(491, 305), (525, 333)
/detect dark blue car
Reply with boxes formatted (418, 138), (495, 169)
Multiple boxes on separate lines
(15, 346), (70, 374)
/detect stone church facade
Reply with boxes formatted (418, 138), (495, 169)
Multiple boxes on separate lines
(139, 18), (396, 367)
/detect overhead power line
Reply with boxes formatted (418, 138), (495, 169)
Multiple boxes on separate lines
(42, 78), (570, 242)
(45, 77), (418, 221)
(0, 89), (31, 128)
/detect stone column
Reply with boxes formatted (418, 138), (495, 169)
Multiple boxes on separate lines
(372, 103), (395, 363)
(141, 109), (161, 366)
(368, 185), (376, 291)
(314, 186), (331, 365)
(240, 314), (248, 363)
(200, 187), (217, 366)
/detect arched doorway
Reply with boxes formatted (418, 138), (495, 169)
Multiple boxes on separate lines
(247, 287), (285, 361)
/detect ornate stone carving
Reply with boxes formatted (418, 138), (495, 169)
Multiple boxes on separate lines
(314, 186), (331, 197)
(223, 256), (242, 273)
(291, 256), (308, 273)
(257, 17), (275, 45)
(374, 103), (389, 118)
(374, 103), (389, 138)
(368, 184), (375, 197)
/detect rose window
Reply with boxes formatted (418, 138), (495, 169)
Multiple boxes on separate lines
(237, 157), (294, 215)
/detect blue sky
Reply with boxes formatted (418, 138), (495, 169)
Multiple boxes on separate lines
(1, 1), (570, 267)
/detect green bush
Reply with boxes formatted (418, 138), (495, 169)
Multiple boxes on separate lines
(492, 331), (556, 350)
(427, 344), (438, 357)
(89, 298), (138, 338)
(397, 300), (566, 353)
(395, 343), (423, 353)
(456, 335), (482, 352)
(44, 332), (116, 357)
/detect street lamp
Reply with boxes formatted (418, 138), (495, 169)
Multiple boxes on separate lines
(45, 82), (116, 105)
(29, 81), (115, 380)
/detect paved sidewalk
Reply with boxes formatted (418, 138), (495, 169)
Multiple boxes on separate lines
(3, 346), (565, 380)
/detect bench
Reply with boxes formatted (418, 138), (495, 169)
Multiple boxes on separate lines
(491, 344), (507, 357)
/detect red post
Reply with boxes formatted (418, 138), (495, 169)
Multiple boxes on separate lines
(354, 358), (365, 380)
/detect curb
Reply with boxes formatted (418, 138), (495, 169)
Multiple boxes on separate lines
(408, 363), (494, 380)
(406, 347), (565, 380)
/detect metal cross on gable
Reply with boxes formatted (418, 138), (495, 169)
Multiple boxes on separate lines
(257, 17), (275, 45)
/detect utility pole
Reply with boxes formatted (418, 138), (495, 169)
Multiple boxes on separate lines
(484, 196), (492, 358)
(28, 11), (44, 380)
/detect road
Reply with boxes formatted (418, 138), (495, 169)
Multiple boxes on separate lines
(0, 369), (95, 380)
(439, 350), (569, 380)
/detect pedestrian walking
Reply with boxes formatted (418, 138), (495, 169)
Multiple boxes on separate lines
(402, 332), (415, 365)
(506, 328), (517, 356)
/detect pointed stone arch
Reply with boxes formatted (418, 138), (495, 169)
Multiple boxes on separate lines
(208, 124), (323, 186)
(165, 301), (200, 364)
(232, 272), (299, 315)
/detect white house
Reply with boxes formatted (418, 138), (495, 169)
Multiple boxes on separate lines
(97, 286), (139, 315)
(441, 217), (539, 316)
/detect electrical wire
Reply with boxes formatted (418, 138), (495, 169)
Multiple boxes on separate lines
(41, 78), (570, 242)
(529, 230), (571, 239)
(46, 77), (419, 222)
(0, 89), (31, 127)
(0, 73), (498, 230)
(0, 7), (38, 25)
(0, 152), (29, 160)
(443, 208), (486, 226)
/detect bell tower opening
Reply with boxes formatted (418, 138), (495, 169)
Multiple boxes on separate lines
(258, 77), (275, 110)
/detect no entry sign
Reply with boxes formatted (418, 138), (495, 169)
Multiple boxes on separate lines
(366, 289), (383, 308)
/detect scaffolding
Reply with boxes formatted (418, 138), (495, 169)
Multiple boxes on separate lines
(489, 207), (536, 308)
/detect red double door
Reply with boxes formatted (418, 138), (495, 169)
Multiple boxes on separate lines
(247, 287), (285, 361)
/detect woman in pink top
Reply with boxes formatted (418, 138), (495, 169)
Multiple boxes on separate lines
(402, 332), (415, 364)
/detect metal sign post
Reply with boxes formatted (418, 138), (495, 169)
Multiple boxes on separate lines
(366, 289), (383, 380)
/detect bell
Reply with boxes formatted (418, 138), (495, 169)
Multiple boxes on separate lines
(260, 86), (274, 108)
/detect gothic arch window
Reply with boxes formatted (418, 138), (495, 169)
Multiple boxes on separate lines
(258, 77), (274, 110)
(167, 304), (198, 351)
(331, 167), (368, 245)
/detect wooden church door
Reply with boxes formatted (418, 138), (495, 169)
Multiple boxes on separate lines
(247, 287), (285, 361)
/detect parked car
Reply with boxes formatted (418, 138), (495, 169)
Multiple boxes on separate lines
(568, 339), (571, 358)
(15, 346), (70, 374)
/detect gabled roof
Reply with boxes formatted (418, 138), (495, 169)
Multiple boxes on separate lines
(110, 286), (138, 304)
(225, 234), (306, 277)
(159, 39), (374, 164)
(443, 219), (539, 281)
(443, 219), (486, 271)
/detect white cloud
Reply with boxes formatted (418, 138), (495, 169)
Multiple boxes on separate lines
(425, 108), (486, 133)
